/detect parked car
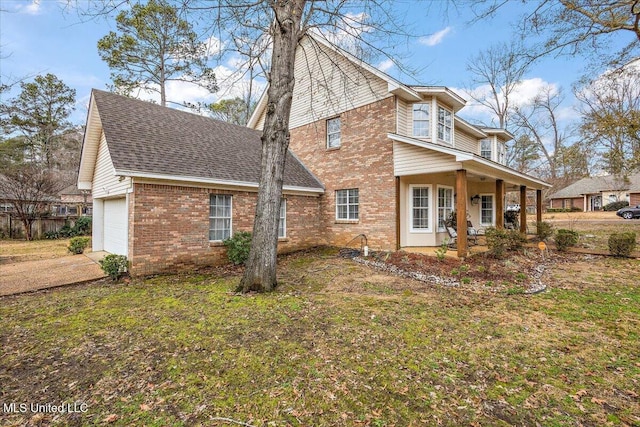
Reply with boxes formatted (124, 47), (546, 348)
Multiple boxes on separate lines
(506, 204), (520, 212)
(616, 204), (640, 219)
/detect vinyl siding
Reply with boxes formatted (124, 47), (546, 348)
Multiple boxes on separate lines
(287, 37), (390, 130)
(393, 141), (460, 176)
(396, 98), (409, 135)
(92, 132), (131, 198)
(454, 128), (478, 154)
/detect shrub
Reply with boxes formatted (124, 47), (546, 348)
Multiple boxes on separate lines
(603, 200), (629, 211)
(555, 229), (579, 251)
(223, 231), (252, 265)
(485, 227), (526, 258)
(608, 232), (637, 257)
(68, 236), (90, 254)
(73, 216), (92, 235)
(58, 222), (77, 238)
(435, 240), (448, 261)
(99, 254), (129, 280)
(536, 221), (554, 241)
(44, 230), (60, 239)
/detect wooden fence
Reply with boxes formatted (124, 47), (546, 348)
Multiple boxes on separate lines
(0, 214), (83, 239)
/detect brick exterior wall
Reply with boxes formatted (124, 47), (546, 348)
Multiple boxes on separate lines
(550, 197), (584, 211)
(128, 183), (320, 276)
(288, 96), (397, 250)
(631, 193), (640, 206)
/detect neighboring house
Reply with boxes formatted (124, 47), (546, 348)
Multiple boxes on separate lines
(52, 185), (93, 216)
(78, 34), (551, 276)
(77, 90), (324, 276)
(548, 173), (640, 211)
(248, 34), (550, 257)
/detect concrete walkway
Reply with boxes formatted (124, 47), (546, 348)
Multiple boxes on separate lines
(0, 252), (107, 297)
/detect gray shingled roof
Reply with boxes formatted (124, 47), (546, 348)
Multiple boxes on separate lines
(92, 90), (323, 190)
(550, 173), (640, 198)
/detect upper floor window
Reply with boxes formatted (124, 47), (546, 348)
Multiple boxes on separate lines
(497, 142), (506, 165)
(209, 194), (232, 241)
(336, 188), (359, 220)
(327, 117), (341, 148)
(412, 103), (430, 137)
(437, 107), (452, 143)
(480, 139), (492, 160)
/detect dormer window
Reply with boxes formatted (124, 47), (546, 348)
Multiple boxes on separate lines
(481, 139), (492, 160)
(412, 103), (430, 137)
(437, 107), (452, 143)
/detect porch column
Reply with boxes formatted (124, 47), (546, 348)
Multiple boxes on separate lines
(519, 185), (527, 234)
(456, 169), (468, 257)
(496, 179), (504, 229)
(536, 189), (543, 224)
(395, 177), (401, 250)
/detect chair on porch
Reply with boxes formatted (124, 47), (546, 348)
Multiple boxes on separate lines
(445, 225), (458, 249)
(467, 220), (483, 245)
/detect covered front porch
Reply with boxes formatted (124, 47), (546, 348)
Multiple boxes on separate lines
(391, 134), (551, 258)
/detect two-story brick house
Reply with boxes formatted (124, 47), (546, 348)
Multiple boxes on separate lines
(248, 34), (550, 256)
(79, 34), (550, 276)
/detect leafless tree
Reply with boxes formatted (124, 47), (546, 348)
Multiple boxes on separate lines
(0, 165), (63, 241)
(465, 41), (530, 128)
(511, 85), (571, 183)
(576, 61), (640, 177)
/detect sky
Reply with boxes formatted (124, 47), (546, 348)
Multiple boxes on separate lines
(0, 0), (629, 130)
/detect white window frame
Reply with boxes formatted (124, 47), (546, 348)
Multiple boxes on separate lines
(336, 188), (359, 221)
(497, 142), (506, 165)
(278, 199), (286, 238)
(437, 185), (454, 232)
(409, 184), (432, 233)
(480, 194), (495, 227)
(209, 194), (232, 241)
(327, 117), (341, 148)
(480, 139), (492, 160)
(412, 103), (430, 137)
(437, 106), (453, 143)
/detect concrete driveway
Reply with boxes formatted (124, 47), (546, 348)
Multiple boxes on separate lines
(0, 252), (107, 297)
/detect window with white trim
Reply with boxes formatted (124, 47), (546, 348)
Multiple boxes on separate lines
(480, 139), (492, 160)
(437, 186), (454, 231)
(411, 185), (431, 231)
(336, 188), (359, 220)
(209, 194), (232, 241)
(412, 103), (430, 137)
(480, 195), (494, 226)
(327, 117), (341, 148)
(497, 142), (506, 165)
(437, 106), (452, 143)
(278, 199), (286, 238)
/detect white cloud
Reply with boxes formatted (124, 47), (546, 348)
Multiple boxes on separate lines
(419, 27), (452, 47)
(13, 0), (41, 14)
(377, 59), (394, 73)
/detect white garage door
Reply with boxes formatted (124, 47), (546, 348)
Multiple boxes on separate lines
(103, 198), (128, 255)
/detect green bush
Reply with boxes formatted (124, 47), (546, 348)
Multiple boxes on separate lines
(603, 201), (629, 211)
(608, 232), (637, 257)
(223, 231), (252, 265)
(555, 229), (579, 251)
(73, 216), (92, 235)
(44, 230), (60, 239)
(68, 236), (90, 254)
(536, 221), (554, 241)
(99, 254), (129, 281)
(485, 227), (526, 258)
(546, 207), (583, 213)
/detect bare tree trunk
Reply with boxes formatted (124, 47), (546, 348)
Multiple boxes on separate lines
(239, 0), (305, 293)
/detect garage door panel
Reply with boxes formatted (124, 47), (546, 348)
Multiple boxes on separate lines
(104, 198), (127, 255)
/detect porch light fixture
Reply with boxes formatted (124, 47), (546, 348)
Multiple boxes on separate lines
(471, 194), (480, 205)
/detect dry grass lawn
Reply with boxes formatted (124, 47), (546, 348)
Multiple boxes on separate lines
(0, 238), (80, 264)
(1, 245), (638, 426)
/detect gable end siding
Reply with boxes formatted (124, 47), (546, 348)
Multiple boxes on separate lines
(92, 132), (132, 198)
